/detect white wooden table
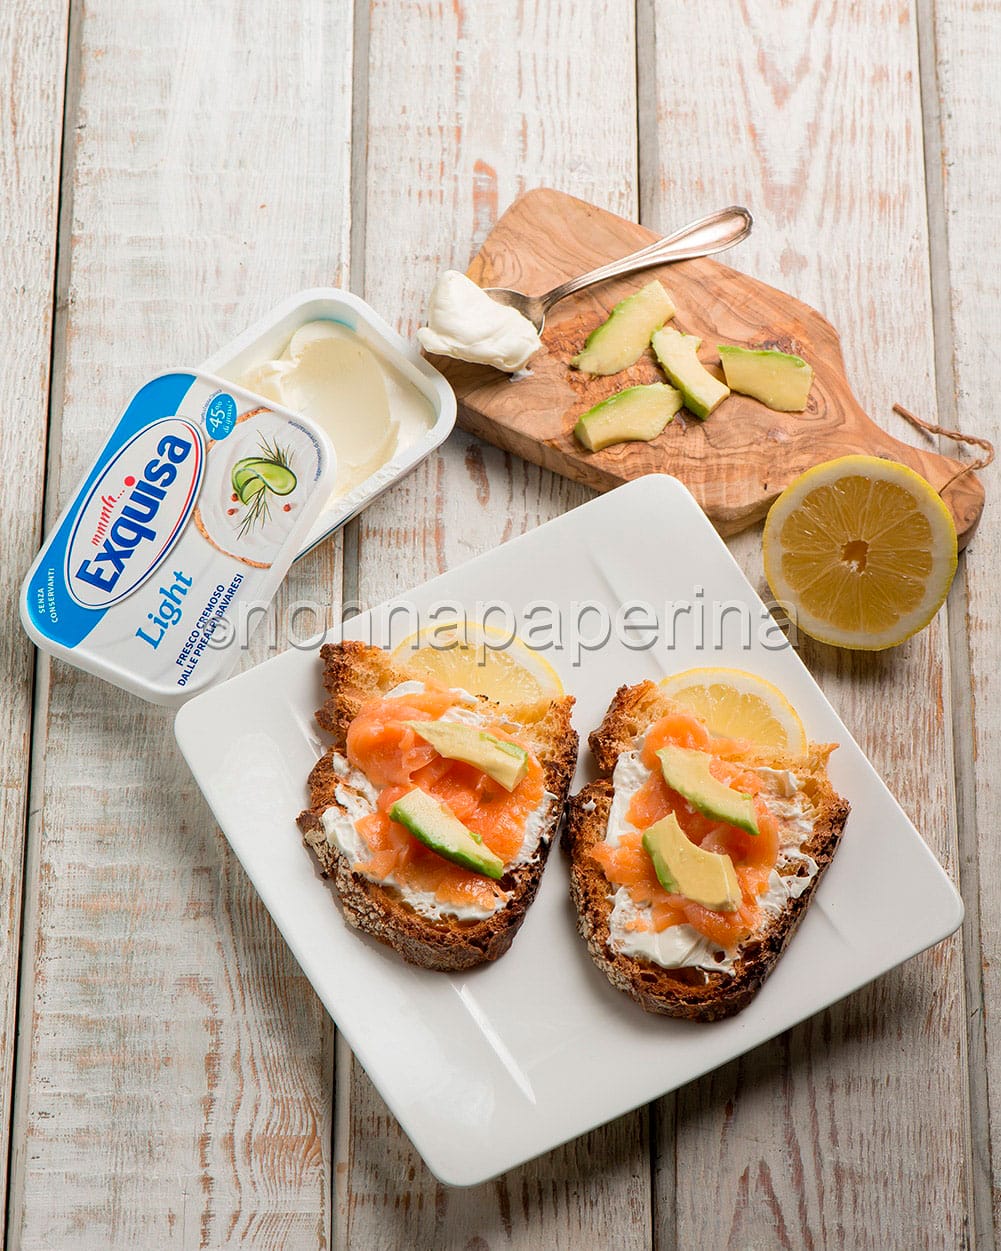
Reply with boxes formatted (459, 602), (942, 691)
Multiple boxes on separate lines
(2, 1), (996, 1246)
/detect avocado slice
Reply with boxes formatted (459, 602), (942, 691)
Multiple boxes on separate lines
(573, 383), (683, 452)
(718, 345), (814, 412)
(641, 812), (742, 912)
(656, 745), (759, 836)
(571, 280), (676, 375)
(388, 789), (505, 879)
(407, 720), (529, 791)
(651, 326), (730, 419)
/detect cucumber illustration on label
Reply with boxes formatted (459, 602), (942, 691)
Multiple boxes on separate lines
(193, 407), (322, 569)
(230, 437), (298, 539)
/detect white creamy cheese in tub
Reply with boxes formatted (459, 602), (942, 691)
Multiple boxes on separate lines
(417, 270), (542, 372)
(241, 321), (434, 506)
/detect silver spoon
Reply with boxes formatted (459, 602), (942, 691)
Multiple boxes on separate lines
(484, 205), (753, 334)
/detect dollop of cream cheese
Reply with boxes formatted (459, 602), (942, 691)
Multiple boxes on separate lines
(602, 741), (819, 975)
(749, 765), (799, 797)
(319, 681), (554, 922)
(417, 270), (542, 372)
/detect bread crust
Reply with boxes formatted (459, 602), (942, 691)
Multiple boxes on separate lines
(566, 681), (851, 1020)
(297, 640), (577, 971)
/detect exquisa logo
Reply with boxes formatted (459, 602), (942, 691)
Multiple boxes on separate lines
(66, 418), (204, 609)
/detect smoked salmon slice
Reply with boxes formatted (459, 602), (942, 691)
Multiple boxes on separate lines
(345, 685), (544, 912)
(594, 713), (782, 948)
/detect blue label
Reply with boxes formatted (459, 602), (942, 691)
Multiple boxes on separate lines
(204, 391), (237, 440)
(23, 372), (198, 648)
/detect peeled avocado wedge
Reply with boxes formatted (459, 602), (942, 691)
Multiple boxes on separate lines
(407, 719), (529, 792)
(641, 813), (742, 913)
(651, 326), (730, 420)
(718, 345), (814, 412)
(573, 383), (683, 452)
(388, 788), (505, 879)
(656, 745), (759, 836)
(571, 280), (677, 376)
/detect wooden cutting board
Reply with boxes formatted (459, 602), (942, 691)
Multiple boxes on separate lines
(428, 188), (984, 547)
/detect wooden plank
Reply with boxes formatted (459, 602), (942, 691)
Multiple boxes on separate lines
(336, 1), (652, 1246)
(639, 0), (970, 1245)
(7, 1), (353, 1246)
(0, 1), (69, 1243)
(926, 0), (1001, 1242)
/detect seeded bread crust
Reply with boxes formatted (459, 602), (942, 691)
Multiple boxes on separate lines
(565, 680), (850, 1020)
(297, 640), (577, 971)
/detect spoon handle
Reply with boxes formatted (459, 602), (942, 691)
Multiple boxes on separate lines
(540, 205), (753, 313)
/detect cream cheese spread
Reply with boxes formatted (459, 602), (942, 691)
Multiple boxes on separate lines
(241, 321), (434, 511)
(320, 681), (553, 921)
(417, 270), (542, 372)
(749, 765), (799, 797)
(602, 739), (819, 974)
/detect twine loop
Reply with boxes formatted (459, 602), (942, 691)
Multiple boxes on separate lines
(892, 403), (994, 496)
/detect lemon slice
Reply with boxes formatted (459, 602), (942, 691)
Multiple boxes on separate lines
(659, 667), (807, 753)
(390, 620), (563, 721)
(763, 455), (958, 650)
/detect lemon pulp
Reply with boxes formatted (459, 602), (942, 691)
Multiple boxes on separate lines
(390, 621), (563, 721)
(763, 455), (957, 650)
(659, 667), (807, 752)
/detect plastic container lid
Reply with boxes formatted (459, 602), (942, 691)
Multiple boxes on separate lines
(20, 370), (335, 706)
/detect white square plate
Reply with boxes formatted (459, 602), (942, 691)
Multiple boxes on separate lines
(174, 476), (963, 1186)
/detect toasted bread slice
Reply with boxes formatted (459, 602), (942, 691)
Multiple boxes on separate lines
(565, 681), (850, 1020)
(297, 641), (577, 971)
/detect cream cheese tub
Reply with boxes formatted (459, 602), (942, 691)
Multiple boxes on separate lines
(20, 372), (335, 706)
(201, 289), (457, 559)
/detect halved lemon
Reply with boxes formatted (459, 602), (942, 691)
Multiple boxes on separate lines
(390, 620), (563, 721)
(763, 455), (958, 650)
(659, 667), (807, 752)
